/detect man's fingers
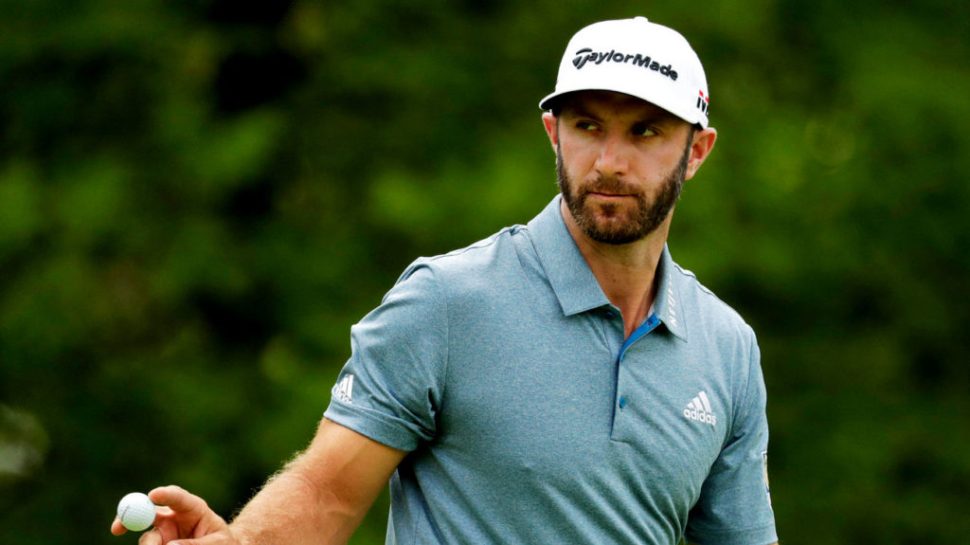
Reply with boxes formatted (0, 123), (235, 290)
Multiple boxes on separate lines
(137, 527), (164, 545)
(170, 531), (236, 545)
(109, 485), (228, 543)
(148, 485), (210, 516)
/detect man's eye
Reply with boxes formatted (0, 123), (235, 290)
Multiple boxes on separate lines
(576, 121), (598, 131)
(632, 123), (658, 137)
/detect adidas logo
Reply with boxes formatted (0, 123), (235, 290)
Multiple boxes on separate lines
(333, 374), (354, 404)
(683, 391), (717, 427)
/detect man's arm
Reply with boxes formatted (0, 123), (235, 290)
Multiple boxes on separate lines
(111, 418), (406, 545)
(231, 417), (406, 544)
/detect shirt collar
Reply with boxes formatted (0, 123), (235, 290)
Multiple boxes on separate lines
(527, 196), (610, 316)
(527, 196), (688, 341)
(653, 246), (688, 341)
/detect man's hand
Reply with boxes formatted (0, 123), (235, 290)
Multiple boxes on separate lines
(108, 419), (405, 545)
(110, 485), (236, 545)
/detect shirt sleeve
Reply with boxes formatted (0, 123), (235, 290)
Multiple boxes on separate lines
(684, 329), (778, 545)
(324, 260), (448, 452)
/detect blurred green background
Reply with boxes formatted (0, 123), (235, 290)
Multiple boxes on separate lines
(1, 1), (968, 543)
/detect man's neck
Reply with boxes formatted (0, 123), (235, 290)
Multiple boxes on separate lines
(560, 200), (669, 338)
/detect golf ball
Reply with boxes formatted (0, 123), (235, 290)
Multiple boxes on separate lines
(117, 492), (156, 532)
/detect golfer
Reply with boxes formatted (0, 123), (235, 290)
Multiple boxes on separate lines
(112, 16), (779, 545)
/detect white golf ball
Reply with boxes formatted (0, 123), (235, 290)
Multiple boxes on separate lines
(117, 492), (156, 532)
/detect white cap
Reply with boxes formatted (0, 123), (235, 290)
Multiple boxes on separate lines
(539, 17), (710, 128)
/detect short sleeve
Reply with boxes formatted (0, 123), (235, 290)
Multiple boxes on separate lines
(685, 331), (778, 545)
(324, 261), (448, 452)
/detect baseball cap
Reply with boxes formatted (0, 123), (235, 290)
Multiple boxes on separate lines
(539, 17), (710, 128)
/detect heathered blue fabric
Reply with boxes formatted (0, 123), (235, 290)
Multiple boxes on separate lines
(325, 196), (778, 545)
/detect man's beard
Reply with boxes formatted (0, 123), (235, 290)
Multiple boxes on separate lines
(556, 137), (692, 245)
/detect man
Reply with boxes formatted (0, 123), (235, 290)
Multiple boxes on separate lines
(111, 17), (778, 545)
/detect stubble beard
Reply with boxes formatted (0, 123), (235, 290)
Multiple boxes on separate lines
(556, 138), (692, 245)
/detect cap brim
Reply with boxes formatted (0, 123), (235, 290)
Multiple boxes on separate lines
(539, 88), (704, 127)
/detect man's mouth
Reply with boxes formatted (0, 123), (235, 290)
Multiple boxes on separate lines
(588, 191), (634, 199)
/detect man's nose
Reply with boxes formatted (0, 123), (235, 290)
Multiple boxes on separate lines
(594, 132), (632, 177)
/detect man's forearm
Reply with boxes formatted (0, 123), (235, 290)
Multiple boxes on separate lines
(228, 420), (405, 545)
(230, 461), (368, 545)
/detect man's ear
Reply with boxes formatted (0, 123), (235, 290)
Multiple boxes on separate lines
(542, 112), (559, 153)
(685, 127), (717, 180)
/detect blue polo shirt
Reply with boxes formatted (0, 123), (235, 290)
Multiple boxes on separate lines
(325, 196), (777, 545)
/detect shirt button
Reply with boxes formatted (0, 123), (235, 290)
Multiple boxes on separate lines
(618, 396), (628, 409)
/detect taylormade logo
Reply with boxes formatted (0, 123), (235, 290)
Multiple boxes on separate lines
(572, 48), (679, 81)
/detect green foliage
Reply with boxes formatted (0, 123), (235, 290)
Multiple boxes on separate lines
(1, 1), (967, 543)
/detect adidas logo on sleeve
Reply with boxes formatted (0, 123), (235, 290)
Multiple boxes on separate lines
(333, 374), (355, 404)
(683, 391), (717, 426)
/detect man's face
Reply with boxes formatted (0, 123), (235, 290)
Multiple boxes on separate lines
(549, 91), (697, 245)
